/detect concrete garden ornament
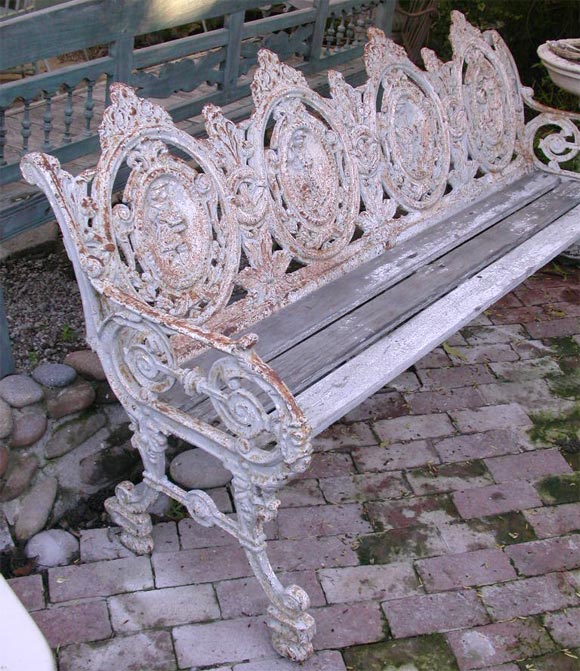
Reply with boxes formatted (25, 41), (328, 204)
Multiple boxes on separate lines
(20, 12), (580, 662)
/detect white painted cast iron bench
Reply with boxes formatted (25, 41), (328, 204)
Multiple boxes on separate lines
(21, 11), (580, 663)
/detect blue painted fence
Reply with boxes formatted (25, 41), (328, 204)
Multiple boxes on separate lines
(0, 0), (396, 377)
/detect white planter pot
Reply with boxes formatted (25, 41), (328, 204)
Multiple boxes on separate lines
(538, 39), (580, 99)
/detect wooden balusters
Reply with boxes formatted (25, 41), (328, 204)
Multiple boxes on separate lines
(43, 92), (53, 151)
(20, 99), (31, 155)
(0, 108), (6, 166)
(84, 79), (95, 137)
(63, 85), (73, 144)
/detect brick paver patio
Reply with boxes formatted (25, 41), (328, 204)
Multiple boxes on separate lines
(8, 261), (580, 670)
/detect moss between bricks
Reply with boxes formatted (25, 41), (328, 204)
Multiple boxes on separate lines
(529, 405), (580, 452)
(356, 525), (440, 565)
(343, 634), (460, 671)
(517, 648), (580, 671)
(536, 472), (580, 505)
(547, 336), (580, 401)
(468, 511), (537, 546)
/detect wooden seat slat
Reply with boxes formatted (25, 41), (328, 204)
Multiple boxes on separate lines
(299, 205), (580, 433)
(186, 177), (579, 425)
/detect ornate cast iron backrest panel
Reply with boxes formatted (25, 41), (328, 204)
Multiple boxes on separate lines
(24, 12), (555, 357)
(92, 85), (241, 324)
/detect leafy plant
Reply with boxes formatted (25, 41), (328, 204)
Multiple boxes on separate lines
(60, 323), (77, 343)
(425, 0), (580, 107)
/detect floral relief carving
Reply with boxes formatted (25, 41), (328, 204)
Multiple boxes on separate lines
(265, 98), (358, 261)
(449, 11), (517, 172)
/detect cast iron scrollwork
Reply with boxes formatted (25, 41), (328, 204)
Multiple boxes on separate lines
(191, 354), (312, 475)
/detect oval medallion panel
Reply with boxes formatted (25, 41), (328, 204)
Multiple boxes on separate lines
(264, 97), (359, 263)
(113, 148), (239, 322)
(377, 64), (450, 211)
(377, 63), (451, 209)
(459, 43), (516, 172)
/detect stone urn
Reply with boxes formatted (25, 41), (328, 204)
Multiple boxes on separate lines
(538, 38), (580, 261)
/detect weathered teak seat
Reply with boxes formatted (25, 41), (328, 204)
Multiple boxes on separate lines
(21, 12), (580, 662)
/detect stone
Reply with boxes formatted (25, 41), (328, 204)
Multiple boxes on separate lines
(79, 443), (140, 486)
(433, 429), (522, 463)
(0, 510), (14, 553)
(506, 535), (580, 576)
(0, 454), (38, 502)
(152, 545), (251, 589)
(524, 502), (580, 538)
(58, 631), (175, 671)
(235, 651), (347, 671)
(544, 607), (580, 648)
(343, 633), (457, 671)
(277, 503), (372, 539)
(32, 362), (77, 388)
(9, 412), (47, 448)
(383, 590), (490, 638)
(485, 449), (572, 483)
(216, 570), (326, 619)
(319, 472), (410, 504)
(14, 477), (58, 541)
(319, 563), (420, 604)
(169, 448), (232, 489)
(32, 600), (112, 648)
(313, 601), (385, 650)
(278, 478), (325, 507)
(0, 374), (44, 408)
(173, 616), (273, 668)
(49, 556), (154, 602)
(452, 481), (543, 519)
(108, 583), (219, 632)
(373, 413), (455, 443)
(0, 398), (13, 438)
(365, 494), (457, 532)
(481, 574), (579, 620)
(7, 574), (45, 611)
(64, 349), (107, 381)
(356, 525), (448, 564)
(46, 379), (96, 419)
(406, 460), (493, 496)
(25, 529), (79, 568)
(352, 440), (439, 472)
(45, 411), (106, 458)
(450, 403), (532, 433)
(416, 548), (516, 592)
(0, 444), (10, 477)
(447, 619), (554, 669)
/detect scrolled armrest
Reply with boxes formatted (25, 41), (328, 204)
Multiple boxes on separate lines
(101, 286), (312, 475)
(521, 88), (580, 179)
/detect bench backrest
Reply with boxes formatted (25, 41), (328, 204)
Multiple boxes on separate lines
(22, 12), (539, 354)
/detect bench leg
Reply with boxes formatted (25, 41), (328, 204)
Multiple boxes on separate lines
(104, 417), (166, 555)
(233, 475), (316, 662)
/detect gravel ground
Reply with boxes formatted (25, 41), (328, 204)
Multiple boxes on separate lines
(0, 240), (86, 372)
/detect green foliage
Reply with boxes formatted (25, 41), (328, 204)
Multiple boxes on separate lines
(165, 499), (188, 521)
(426, 0), (580, 108)
(60, 323), (77, 343)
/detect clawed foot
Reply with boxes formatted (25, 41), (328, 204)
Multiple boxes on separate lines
(104, 481), (155, 555)
(267, 585), (316, 662)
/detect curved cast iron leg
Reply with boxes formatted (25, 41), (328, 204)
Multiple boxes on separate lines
(232, 475), (316, 661)
(105, 419), (167, 555)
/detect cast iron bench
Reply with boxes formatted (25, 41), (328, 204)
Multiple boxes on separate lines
(21, 11), (580, 662)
